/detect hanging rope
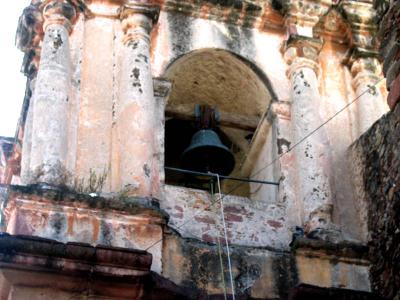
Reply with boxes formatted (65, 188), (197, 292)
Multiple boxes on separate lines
(211, 180), (228, 300)
(216, 173), (236, 300)
(144, 78), (385, 254)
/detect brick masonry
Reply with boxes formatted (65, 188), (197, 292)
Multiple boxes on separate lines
(163, 185), (291, 249)
(375, 0), (400, 110)
(349, 104), (400, 300)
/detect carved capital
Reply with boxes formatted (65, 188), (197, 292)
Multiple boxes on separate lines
(43, 0), (77, 32)
(120, 2), (159, 44)
(350, 56), (382, 88)
(283, 0), (332, 38)
(339, 0), (378, 52)
(283, 35), (323, 76)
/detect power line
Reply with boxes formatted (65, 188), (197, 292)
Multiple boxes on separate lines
(144, 77), (384, 252)
(218, 78), (385, 197)
(165, 166), (279, 185)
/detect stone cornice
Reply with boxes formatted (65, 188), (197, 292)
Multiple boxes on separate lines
(43, 0), (77, 32)
(121, 2), (160, 25)
(339, 0), (379, 52)
(282, 0), (333, 35)
(283, 35), (324, 76)
(314, 7), (351, 44)
(153, 0), (284, 30)
(120, 3), (160, 44)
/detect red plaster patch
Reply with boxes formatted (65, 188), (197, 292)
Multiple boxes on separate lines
(67, 215), (74, 235)
(267, 220), (283, 229)
(171, 213), (183, 219)
(225, 214), (243, 222)
(224, 205), (244, 214)
(174, 205), (184, 212)
(202, 233), (215, 243)
(92, 218), (100, 242)
(194, 215), (216, 225)
(388, 73), (400, 110)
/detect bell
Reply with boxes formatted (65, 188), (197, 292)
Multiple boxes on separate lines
(181, 129), (235, 176)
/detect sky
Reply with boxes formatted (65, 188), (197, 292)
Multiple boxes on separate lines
(0, 1), (31, 137)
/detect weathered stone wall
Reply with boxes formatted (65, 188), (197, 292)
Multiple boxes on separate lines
(161, 231), (372, 298)
(349, 104), (400, 300)
(2, 185), (166, 273)
(375, 0), (400, 110)
(0, 137), (21, 186)
(4, 1), (396, 298)
(163, 185), (290, 248)
(14, 1), (390, 241)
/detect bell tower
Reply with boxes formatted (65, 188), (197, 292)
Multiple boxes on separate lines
(0, 0), (394, 299)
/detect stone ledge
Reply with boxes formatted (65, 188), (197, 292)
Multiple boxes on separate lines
(0, 184), (166, 272)
(0, 233), (152, 277)
(291, 237), (369, 261)
(155, 0), (284, 31)
(2, 183), (169, 221)
(289, 284), (387, 300)
(0, 234), (192, 299)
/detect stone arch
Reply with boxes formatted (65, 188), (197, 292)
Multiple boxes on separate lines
(151, 11), (290, 101)
(162, 48), (278, 196)
(163, 48), (275, 118)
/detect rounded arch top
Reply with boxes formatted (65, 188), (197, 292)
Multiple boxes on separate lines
(162, 48), (275, 122)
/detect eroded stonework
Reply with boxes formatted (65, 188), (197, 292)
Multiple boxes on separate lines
(0, 0), (395, 299)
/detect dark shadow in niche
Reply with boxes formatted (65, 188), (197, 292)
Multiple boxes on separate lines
(164, 118), (236, 191)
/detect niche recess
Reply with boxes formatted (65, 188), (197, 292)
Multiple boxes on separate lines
(163, 49), (272, 196)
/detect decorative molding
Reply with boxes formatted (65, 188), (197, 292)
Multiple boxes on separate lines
(314, 7), (350, 44)
(283, 35), (323, 76)
(153, 0), (284, 31)
(43, 0), (77, 32)
(120, 3), (160, 44)
(339, 0), (379, 53)
(283, 0), (333, 38)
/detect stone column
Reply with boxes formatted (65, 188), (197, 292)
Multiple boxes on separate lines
(349, 56), (387, 135)
(21, 76), (37, 184)
(20, 51), (42, 184)
(284, 37), (336, 235)
(28, 0), (76, 186)
(117, 3), (159, 196)
(16, 3), (43, 184)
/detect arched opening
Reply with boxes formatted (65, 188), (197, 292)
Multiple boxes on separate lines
(163, 49), (273, 196)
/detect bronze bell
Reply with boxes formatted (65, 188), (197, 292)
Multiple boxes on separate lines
(181, 129), (235, 176)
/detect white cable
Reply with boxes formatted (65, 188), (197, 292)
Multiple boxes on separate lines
(216, 174), (236, 300)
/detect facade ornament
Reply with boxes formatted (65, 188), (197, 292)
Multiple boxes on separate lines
(339, 0), (381, 85)
(282, 0), (332, 38)
(339, 0), (378, 53)
(283, 35), (323, 77)
(43, 0), (77, 32)
(121, 2), (160, 44)
(340, 0), (387, 135)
